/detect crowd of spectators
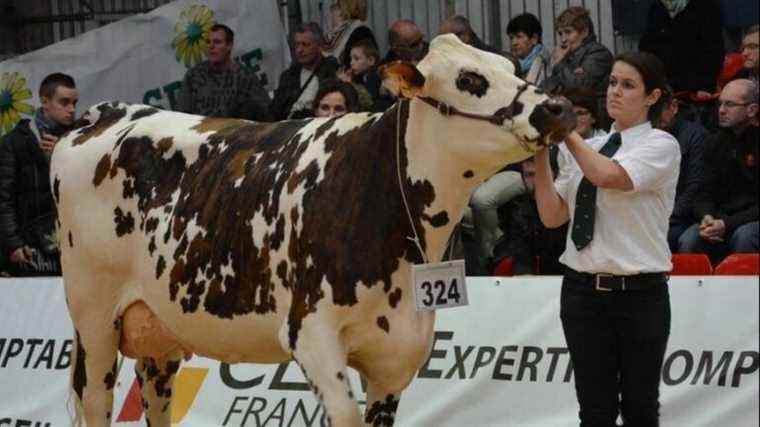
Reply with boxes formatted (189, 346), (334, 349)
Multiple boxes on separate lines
(0, 0), (757, 277)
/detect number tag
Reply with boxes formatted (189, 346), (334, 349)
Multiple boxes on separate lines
(411, 260), (468, 311)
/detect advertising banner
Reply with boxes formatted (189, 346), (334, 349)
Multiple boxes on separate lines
(0, 0), (288, 136)
(1, 276), (757, 426)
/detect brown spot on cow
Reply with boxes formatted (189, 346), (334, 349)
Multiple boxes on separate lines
(131, 107), (159, 121)
(52, 176), (61, 205)
(424, 210), (449, 228)
(463, 170), (474, 178)
(190, 117), (247, 134)
(73, 330), (87, 401)
(157, 137), (173, 154)
(388, 288), (402, 308)
(156, 255), (166, 279)
(104, 358), (118, 390)
(68, 231), (73, 248)
(377, 316), (390, 333)
(114, 207), (135, 236)
(73, 103), (127, 146)
(93, 154), (112, 186)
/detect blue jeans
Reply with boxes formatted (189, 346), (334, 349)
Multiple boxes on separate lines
(677, 221), (759, 261)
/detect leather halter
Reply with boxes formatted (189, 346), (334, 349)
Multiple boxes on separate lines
(418, 83), (531, 127)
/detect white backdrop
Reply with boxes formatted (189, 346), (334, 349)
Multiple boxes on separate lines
(0, 0), (288, 136)
(1, 276), (757, 426)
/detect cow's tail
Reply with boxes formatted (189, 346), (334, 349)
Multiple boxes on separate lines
(67, 331), (85, 427)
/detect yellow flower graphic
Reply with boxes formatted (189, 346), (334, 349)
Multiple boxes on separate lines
(172, 4), (215, 68)
(0, 72), (35, 136)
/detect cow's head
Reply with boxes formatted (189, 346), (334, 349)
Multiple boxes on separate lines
(380, 34), (575, 158)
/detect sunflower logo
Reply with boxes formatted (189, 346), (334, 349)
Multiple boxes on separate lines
(0, 72), (35, 136)
(172, 4), (216, 68)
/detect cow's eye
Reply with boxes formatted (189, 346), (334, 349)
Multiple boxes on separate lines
(456, 71), (489, 98)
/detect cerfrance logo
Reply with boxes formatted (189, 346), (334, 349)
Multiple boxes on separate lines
(116, 367), (208, 423)
(172, 4), (216, 68)
(0, 72), (34, 136)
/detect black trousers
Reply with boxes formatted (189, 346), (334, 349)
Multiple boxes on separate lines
(560, 274), (671, 427)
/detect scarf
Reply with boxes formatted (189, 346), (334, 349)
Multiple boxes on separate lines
(34, 108), (66, 137)
(519, 44), (544, 76)
(660, 0), (691, 18)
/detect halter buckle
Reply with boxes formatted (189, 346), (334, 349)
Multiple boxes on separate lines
(437, 102), (453, 116)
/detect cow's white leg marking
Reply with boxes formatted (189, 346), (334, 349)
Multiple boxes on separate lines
(68, 294), (120, 427)
(135, 349), (184, 427)
(283, 323), (361, 427)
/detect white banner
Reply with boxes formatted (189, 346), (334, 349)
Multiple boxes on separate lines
(0, 0), (288, 136)
(1, 276), (758, 426)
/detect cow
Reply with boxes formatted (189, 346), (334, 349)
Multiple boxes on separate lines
(52, 34), (575, 427)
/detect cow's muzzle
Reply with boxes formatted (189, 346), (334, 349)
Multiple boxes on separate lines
(529, 97), (577, 144)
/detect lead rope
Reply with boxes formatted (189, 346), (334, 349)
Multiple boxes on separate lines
(396, 101), (429, 264)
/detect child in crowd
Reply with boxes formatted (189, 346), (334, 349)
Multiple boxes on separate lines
(339, 39), (383, 110)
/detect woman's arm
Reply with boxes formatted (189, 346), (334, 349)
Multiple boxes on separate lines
(565, 132), (633, 191)
(534, 148), (570, 228)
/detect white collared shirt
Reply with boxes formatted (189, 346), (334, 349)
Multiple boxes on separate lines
(554, 121), (681, 275)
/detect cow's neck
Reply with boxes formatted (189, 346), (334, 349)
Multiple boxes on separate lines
(390, 99), (512, 263)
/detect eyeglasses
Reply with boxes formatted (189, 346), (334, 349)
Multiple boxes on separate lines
(717, 100), (751, 108)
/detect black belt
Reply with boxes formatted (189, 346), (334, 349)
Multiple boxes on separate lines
(564, 268), (668, 291)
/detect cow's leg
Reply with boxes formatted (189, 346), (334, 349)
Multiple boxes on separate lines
(135, 350), (184, 427)
(70, 318), (120, 427)
(363, 382), (402, 427)
(285, 325), (361, 427)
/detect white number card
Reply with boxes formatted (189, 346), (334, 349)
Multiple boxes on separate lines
(411, 260), (469, 311)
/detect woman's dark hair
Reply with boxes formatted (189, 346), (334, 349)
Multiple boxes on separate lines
(506, 13), (542, 42)
(556, 7), (594, 36)
(312, 80), (360, 114)
(613, 51), (670, 123)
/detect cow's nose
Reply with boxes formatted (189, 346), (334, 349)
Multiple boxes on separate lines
(529, 96), (577, 143)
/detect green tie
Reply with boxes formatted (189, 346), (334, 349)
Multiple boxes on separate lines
(571, 132), (622, 251)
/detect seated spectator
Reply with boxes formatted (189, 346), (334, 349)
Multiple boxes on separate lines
(563, 87), (608, 139)
(656, 88), (708, 252)
(677, 79), (759, 261)
(0, 73), (78, 276)
(324, 0), (377, 68)
(492, 157), (567, 275)
(337, 40), (381, 111)
(542, 7), (613, 97)
(738, 24), (759, 81)
(176, 24), (271, 121)
(439, 15), (498, 54)
(639, 0), (724, 95)
(271, 23), (339, 120)
(506, 13), (549, 85)
(374, 20), (429, 112)
(313, 80), (360, 118)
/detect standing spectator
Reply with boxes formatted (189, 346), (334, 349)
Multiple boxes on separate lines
(657, 89), (708, 252)
(439, 15), (498, 54)
(677, 79), (759, 260)
(506, 13), (550, 85)
(542, 7), (613, 97)
(313, 80), (360, 118)
(534, 51), (678, 426)
(0, 73), (78, 276)
(323, 0), (377, 68)
(492, 157), (567, 275)
(270, 23), (339, 120)
(176, 24), (271, 121)
(639, 0), (724, 95)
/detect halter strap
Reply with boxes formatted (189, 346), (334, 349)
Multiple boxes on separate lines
(417, 83), (531, 127)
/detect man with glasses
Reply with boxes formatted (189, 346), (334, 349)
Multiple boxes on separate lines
(676, 79), (759, 262)
(381, 19), (428, 65)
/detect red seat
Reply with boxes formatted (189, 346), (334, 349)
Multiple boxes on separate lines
(714, 253), (760, 275)
(492, 257), (514, 276)
(670, 254), (713, 275)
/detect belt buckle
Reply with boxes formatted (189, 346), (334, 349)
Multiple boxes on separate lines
(595, 274), (624, 291)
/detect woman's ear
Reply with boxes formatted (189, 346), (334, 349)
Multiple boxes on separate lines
(647, 88), (663, 107)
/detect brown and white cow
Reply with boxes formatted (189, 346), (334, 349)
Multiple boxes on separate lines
(52, 34), (574, 427)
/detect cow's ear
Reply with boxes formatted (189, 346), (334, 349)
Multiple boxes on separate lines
(379, 61), (426, 99)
